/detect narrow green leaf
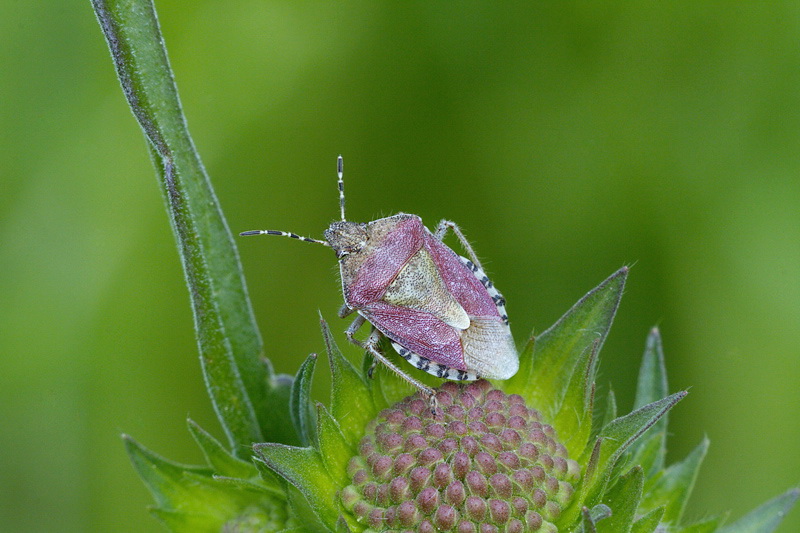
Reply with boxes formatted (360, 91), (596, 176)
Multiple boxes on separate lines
(187, 419), (257, 480)
(597, 391), (686, 472)
(598, 466), (644, 533)
(600, 387), (618, 434)
(321, 318), (376, 448)
(641, 436), (708, 524)
(506, 267), (628, 420)
(254, 443), (339, 528)
(316, 402), (356, 486)
(583, 391), (687, 508)
(719, 488), (799, 533)
(291, 354), (318, 446)
(630, 506), (665, 533)
(629, 328), (669, 477)
(91, 0), (274, 454)
(634, 328), (669, 409)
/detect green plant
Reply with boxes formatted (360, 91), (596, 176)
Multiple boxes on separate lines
(92, 0), (798, 531)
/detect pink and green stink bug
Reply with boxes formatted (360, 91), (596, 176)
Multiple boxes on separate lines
(240, 157), (518, 401)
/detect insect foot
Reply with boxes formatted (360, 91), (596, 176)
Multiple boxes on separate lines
(240, 156), (519, 396)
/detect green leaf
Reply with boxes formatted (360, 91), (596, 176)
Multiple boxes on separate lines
(254, 443), (339, 528)
(630, 506), (665, 533)
(640, 436), (708, 523)
(91, 0), (277, 454)
(506, 267), (627, 423)
(599, 387), (618, 435)
(125, 435), (290, 531)
(316, 402), (355, 486)
(187, 420), (257, 480)
(291, 353), (318, 447)
(629, 328), (669, 477)
(634, 328), (669, 410)
(597, 466), (644, 533)
(554, 340), (599, 457)
(580, 391), (687, 512)
(321, 318), (376, 448)
(719, 488), (800, 533)
(124, 433), (211, 509)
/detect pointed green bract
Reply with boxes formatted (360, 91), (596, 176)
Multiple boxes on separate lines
(291, 353), (318, 447)
(580, 391), (687, 512)
(187, 420), (257, 480)
(125, 435), (291, 531)
(507, 267), (627, 422)
(631, 506), (666, 533)
(629, 328), (669, 476)
(316, 403), (354, 487)
(640, 437), (709, 523)
(634, 328), (669, 409)
(719, 488), (800, 533)
(554, 340), (599, 456)
(321, 318), (376, 448)
(124, 434), (212, 508)
(598, 466), (645, 533)
(254, 443), (340, 527)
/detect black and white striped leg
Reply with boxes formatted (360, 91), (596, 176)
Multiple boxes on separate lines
(433, 219), (484, 273)
(344, 314), (438, 412)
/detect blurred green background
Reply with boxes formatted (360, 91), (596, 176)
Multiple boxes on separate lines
(1, 2), (798, 531)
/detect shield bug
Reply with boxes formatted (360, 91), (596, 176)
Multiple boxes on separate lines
(240, 157), (518, 401)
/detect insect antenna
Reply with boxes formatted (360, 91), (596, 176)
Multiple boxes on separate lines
(239, 229), (330, 246)
(337, 155), (346, 221)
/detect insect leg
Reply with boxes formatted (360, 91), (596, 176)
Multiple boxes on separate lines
(434, 219), (484, 272)
(338, 303), (355, 319)
(344, 316), (438, 411)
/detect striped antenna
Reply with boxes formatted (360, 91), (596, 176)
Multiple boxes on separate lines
(337, 155), (346, 221)
(239, 229), (330, 246)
